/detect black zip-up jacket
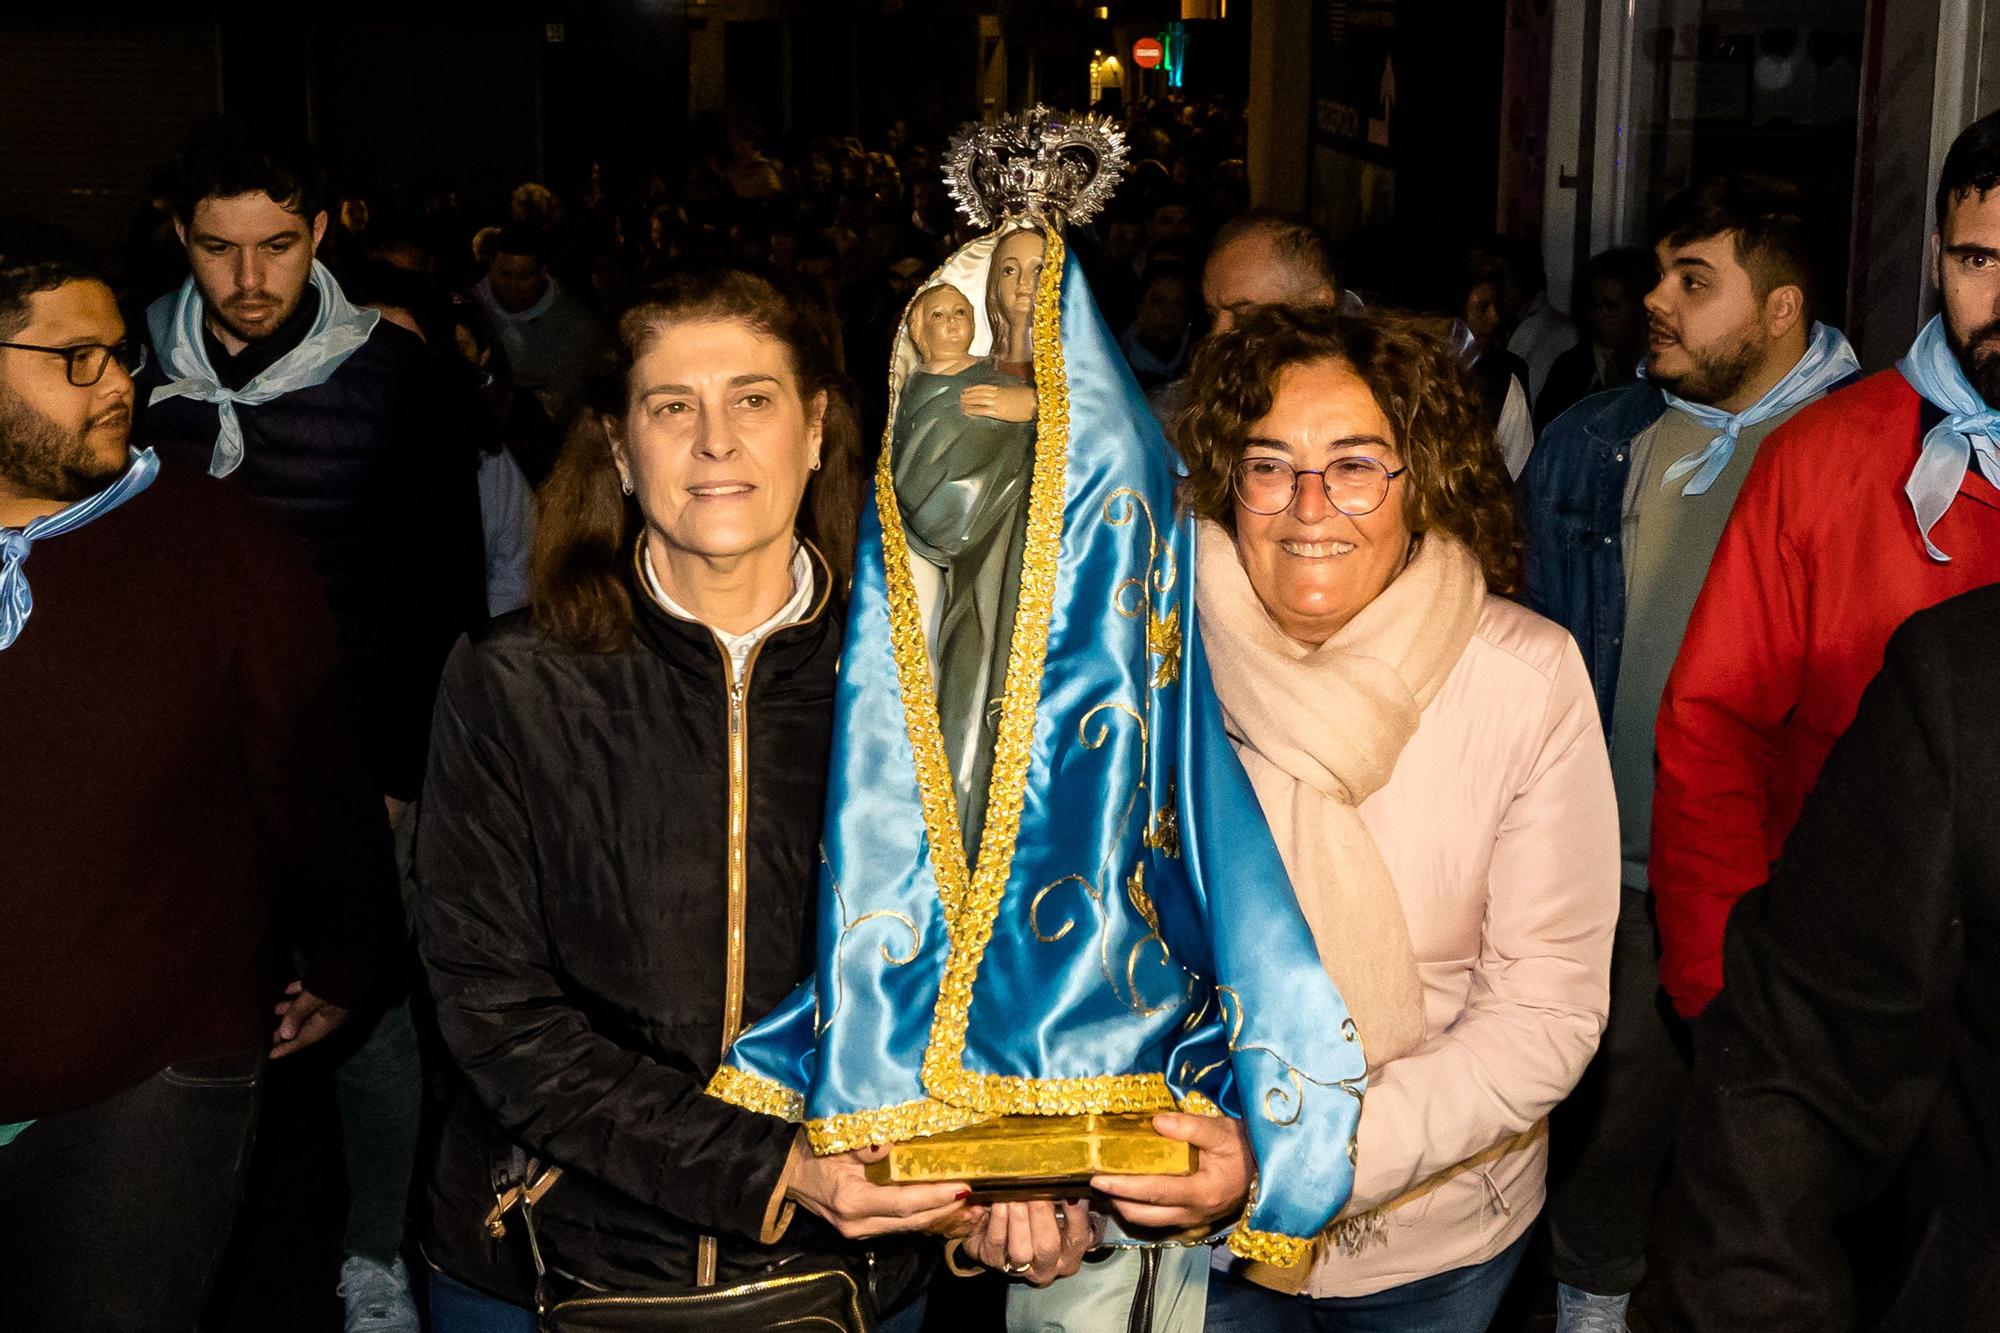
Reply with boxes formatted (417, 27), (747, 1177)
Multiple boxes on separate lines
(1656, 585), (2000, 1330)
(134, 290), (487, 800)
(415, 551), (907, 1298)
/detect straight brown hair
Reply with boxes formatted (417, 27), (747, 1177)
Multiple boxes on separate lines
(530, 266), (863, 652)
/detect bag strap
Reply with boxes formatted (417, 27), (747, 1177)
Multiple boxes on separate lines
(1126, 1246), (1161, 1333)
(487, 1157), (565, 1317)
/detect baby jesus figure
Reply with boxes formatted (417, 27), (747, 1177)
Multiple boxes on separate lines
(891, 270), (1040, 857)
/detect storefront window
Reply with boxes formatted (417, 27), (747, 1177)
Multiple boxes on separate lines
(1614, 0), (1864, 321)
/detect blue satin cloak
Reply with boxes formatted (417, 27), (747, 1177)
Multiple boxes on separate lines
(714, 238), (1365, 1257)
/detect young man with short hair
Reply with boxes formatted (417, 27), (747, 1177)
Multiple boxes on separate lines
(133, 119), (484, 1333)
(0, 220), (398, 1333)
(1521, 173), (1860, 1332)
(1651, 113), (2000, 1026)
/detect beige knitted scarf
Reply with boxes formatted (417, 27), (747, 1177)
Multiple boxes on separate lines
(1193, 520), (1486, 1074)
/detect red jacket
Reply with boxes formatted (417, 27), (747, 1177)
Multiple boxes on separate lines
(1651, 369), (2000, 1017)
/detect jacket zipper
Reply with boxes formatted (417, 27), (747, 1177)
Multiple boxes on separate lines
(683, 544), (830, 1289)
(719, 637), (765, 1058)
(699, 634), (765, 1289)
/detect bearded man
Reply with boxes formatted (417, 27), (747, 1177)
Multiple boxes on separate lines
(0, 220), (399, 1333)
(1518, 173), (1861, 1333)
(1649, 118), (2000, 1022)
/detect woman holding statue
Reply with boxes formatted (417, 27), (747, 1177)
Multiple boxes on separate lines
(414, 266), (955, 1332)
(1176, 306), (1618, 1330)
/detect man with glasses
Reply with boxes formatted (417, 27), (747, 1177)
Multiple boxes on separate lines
(1518, 175), (1858, 1333)
(0, 220), (400, 1332)
(130, 119), (483, 1333)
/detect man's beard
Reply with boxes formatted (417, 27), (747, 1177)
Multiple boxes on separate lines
(1948, 317), (2000, 407)
(1648, 320), (1766, 406)
(208, 287), (301, 345)
(0, 383), (128, 504)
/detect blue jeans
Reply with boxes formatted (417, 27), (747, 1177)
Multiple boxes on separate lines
(429, 1265), (538, 1333)
(428, 1262), (929, 1333)
(1204, 1231), (1531, 1333)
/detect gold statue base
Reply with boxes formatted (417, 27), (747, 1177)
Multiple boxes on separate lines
(864, 1113), (1196, 1200)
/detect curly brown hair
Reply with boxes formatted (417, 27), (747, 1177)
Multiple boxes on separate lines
(1172, 305), (1522, 594)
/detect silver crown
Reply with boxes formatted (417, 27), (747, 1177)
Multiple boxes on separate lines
(943, 106), (1129, 230)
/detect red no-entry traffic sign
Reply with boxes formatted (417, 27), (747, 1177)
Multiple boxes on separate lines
(1133, 36), (1164, 69)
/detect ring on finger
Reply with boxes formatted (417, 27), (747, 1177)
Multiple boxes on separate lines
(1001, 1261), (1032, 1275)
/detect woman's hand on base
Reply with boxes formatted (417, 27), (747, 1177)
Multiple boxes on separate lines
(787, 1144), (971, 1240)
(1089, 1113), (1252, 1232)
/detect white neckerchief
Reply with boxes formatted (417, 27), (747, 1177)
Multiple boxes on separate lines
(640, 539), (814, 683)
(474, 276), (564, 380)
(1898, 313), (2000, 561)
(475, 274), (561, 328)
(1652, 322), (1858, 496)
(145, 261), (379, 478)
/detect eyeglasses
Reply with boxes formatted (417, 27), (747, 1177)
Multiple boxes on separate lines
(1231, 455), (1407, 517)
(0, 338), (148, 387)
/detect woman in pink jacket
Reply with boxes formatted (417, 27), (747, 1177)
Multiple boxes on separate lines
(1095, 306), (1618, 1330)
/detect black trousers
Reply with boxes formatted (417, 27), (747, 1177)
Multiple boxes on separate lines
(0, 1051), (262, 1333)
(1545, 886), (1692, 1296)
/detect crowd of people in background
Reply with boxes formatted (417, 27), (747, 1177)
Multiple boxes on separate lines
(116, 93), (1626, 483)
(6, 89), (2000, 1333)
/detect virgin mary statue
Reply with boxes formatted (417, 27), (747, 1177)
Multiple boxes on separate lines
(707, 108), (1365, 1266)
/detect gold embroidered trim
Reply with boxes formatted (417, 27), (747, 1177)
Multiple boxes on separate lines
(1178, 1090), (1225, 1118)
(876, 223), (1159, 1116)
(1227, 1222), (1314, 1267)
(804, 1098), (992, 1156)
(706, 1065), (806, 1123)
(1147, 605), (1181, 688)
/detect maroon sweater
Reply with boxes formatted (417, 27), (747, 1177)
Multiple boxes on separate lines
(0, 464), (401, 1120)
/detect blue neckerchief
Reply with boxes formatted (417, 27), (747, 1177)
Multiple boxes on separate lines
(146, 261), (378, 479)
(1655, 322), (1858, 496)
(0, 448), (160, 651)
(1897, 314), (2000, 562)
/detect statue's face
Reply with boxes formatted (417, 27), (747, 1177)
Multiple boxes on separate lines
(909, 285), (976, 362)
(990, 229), (1046, 325)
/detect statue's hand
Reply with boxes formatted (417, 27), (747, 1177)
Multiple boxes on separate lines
(960, 383), (1038, 423)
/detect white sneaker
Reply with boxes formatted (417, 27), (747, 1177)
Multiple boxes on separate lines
(1555, 1282), (1632, 1333)
(337, 1253), (421, 1333)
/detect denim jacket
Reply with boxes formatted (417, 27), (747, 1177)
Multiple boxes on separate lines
(1517, 383), (1668, 735)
